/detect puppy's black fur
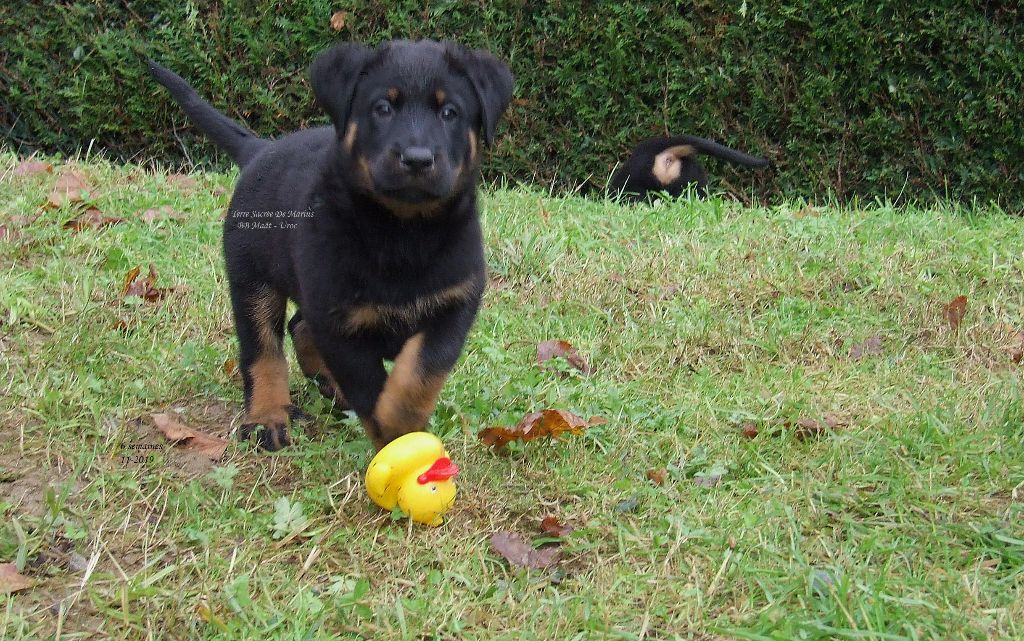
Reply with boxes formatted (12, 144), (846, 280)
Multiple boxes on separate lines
(149, 40), (513, 451)
(608, 135), (770, 201)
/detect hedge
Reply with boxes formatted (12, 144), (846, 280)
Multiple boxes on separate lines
(2, 1), (1022, 208)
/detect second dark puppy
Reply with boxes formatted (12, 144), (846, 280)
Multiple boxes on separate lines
(608, 135), (770, 201)
(150, 40), (513, 451)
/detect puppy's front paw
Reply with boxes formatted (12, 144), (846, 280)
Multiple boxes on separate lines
(239, 413), (292, 451)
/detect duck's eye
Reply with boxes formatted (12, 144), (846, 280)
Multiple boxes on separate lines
(440, 104), (458, 121)
(431, 486), (438, 493)
(373, 99), (393, 118)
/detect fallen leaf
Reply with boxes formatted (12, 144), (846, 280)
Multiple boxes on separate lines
(539, 516), (574, 538)
(692, 473), (722, 487)
(790, 414), (843, 439)
(645, 468), (668, 486)
(112, 319), (133, 332)
(122, 264), (175, 302)
(1013, 348), (1023, 365)
(536, 339), (593, 375)
(63, 207), (124, 232)
(740, 422), (759, 438)
(478, 410), (605, 450)
(140, 205), (187, 223)
(152, 413), (228, 460)
(693, 462), (728, 487)
(8, 214), (36, 227)
(0, 226), (21, 241)
(329, 10), (349, 31)
(13, 159), (53, 177)
(165, 173), (198, 190)
(490, 531), (560, 569)
(46, 171), (92, 208)
(943, 295), (968, 331)
(222, 358), (239, 379)
(0, 563), (34, 594)
(850, 335), (883, 360)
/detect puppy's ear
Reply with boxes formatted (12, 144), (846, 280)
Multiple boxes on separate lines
(310, 42), (374, 131)
(449, 47), (514, 146)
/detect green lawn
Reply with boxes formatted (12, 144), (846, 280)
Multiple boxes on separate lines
(1, 152), (1022, 640)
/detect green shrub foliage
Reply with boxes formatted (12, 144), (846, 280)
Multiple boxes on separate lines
(2, 1), (1021, 207)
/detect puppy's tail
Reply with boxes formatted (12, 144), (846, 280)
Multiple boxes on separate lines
(663, 135), (770, 168)
(148, 60), (268, 167)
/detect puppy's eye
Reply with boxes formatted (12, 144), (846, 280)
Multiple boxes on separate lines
(373, 99), (393, 118)
(440, 105), (458, 121)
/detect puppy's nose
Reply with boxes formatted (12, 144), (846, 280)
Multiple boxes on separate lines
(399, 146), (434, 171)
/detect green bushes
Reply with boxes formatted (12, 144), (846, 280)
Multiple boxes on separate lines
(2, 1), (1021, 208)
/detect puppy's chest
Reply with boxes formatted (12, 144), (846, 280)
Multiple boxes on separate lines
(342, 277), (477, 334)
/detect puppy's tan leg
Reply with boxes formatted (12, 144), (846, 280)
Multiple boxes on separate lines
(367, 333), (448, 449)
(288, 313), (350, 410)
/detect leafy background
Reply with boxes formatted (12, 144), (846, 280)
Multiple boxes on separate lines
(2, 1), (1022, 208)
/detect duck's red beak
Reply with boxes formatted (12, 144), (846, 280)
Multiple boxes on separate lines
(417, 457), (459, 484)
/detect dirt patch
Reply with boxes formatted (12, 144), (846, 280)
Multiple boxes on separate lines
(128, 397), (241, 476)
(0, 452), (75, 519)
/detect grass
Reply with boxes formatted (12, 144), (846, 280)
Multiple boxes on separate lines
(1, 151), (1022, 640)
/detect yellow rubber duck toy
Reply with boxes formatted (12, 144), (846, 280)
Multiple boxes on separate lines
(365, 432), (459, 526)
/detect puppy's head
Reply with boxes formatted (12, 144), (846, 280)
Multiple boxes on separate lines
(311, 40), (513, 214)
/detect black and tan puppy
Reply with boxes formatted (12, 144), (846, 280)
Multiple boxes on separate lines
(149, 40), (513, 451)
(609, 135), (769, 201)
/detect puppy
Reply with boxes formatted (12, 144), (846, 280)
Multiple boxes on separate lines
(608, 135), (770, 201)
(149, 40), (513, 451)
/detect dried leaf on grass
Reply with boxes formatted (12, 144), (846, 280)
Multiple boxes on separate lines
(645, 468), (668, 485)
(122, 265), (175, 302)
(46, 171), (91, 208)
(536, 339), (593, 375)
(943, 295), (968, 331)
(330, 10), (349, 31)
(741, 414), (844, 440)
(0, 563), (34, 594)
(490, 532), (560, 569)
(151, 413), (228, 460)
(222, 358), (240, 379)
(478, 410), (606, 450)
(13, 160), (53, 177)
(789, 414), (844, 439)
(539, 516), (574, 538)
(140, 205), (187, 223)
(692, 473), (722, 487)
(64, 207), (124, 232)
(165, 173), (198, 190)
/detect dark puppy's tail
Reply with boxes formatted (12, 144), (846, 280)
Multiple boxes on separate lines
(663, 135), (770, 167)
(147, 60), (268, 167)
